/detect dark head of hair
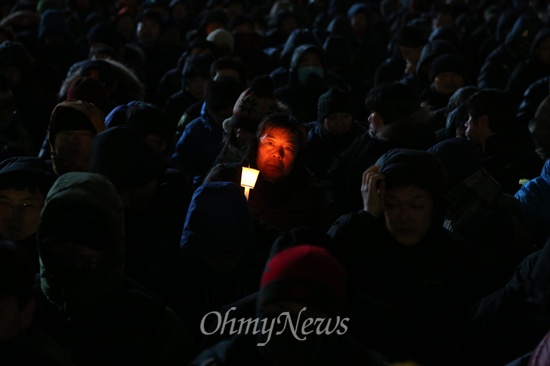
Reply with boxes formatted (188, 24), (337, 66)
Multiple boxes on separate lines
(204, 76), (245, 113)
(210, 56), (248, 85)
(465, 89), (517, 133)
(0, 240), (35, 307)
(365, 81), (420, 125)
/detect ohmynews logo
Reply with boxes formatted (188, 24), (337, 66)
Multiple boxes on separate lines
(200, 307), (350, 346)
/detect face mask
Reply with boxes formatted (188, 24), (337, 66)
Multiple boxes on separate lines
(297, 67), (324, 85)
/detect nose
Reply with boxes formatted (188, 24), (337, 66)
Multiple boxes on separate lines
(271, 146), (284, 160)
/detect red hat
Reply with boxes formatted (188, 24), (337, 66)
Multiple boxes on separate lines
(259, 245), (347, 315)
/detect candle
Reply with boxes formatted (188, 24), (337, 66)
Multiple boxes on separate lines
(241, 166), (259, 200)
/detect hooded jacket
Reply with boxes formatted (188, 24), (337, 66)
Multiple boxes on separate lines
(34, 172), (194, 365)
(48, 100), (105, 176)
(328, 148), (490, 365)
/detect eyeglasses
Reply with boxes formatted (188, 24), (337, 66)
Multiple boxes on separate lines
(0, 202), (43, 214)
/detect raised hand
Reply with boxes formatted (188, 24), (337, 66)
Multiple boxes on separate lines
(361, 165), (386, 218)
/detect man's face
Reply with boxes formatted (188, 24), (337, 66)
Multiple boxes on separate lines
(186, 74), (208, 99)
(53, 130), (95, 174)
(465, 113), (491, 148)
(433, 72), (465, 95)
(323, 112), (353, 135)
(0, 188), (44, 241)
(383, 185), (433, 246)
(256, 127), (300, 183)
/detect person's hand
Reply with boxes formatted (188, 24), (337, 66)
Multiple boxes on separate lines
(361, 165), (385, 218)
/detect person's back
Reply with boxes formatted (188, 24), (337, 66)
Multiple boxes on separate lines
(464, 89), (543, 195)
(429, 137), (535, 289)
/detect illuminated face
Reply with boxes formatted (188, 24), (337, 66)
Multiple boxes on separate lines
(256, 127), (300, 183)
(383, 185), (433, 246)
(53, 130), (95, 174)
(433, 72), (465, 95)
(323, 112), (353, 135)
(0, 188), (44, 242)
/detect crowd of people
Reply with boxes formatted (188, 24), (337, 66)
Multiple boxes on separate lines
(2, 0), (550, 365)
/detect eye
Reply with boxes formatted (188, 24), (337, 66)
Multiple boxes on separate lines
(284, 146), (295, 152)
(267, 141), (275, 146)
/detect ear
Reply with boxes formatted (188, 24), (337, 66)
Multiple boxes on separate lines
(478, 114), (490, 127)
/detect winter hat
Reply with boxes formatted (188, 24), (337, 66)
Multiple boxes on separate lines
(67, 76), (111, 114)
(0, 156), (56, 194)
(430, 53), (465, 80)
(38, 9), (70, 39)
(36, 0), (63, 13)
(206, 28), (234, 53)
(396, 25), (429, 48)
(90, 126), (165, 191)
(428, 138), (482, 189)
(0, 41), (31, 69)
(317, 87), (354, 124)
(258, 245), (347, 316)
(48, 100), (106, 148)
(227, 75), (281, 134)
(79, 60), (118, 92)
(87, 22), (123, 52)
(365, 81), (420, 125)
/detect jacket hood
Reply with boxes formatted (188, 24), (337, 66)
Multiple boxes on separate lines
(48, 99), (105, 147)
(38, 172), (125, 317)
(416, 40), (459, 79)
(289, 44), (326, 74)
(280, 28), (322, 68)
(375, 148), (448, 225)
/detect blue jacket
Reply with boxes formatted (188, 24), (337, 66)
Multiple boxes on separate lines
(515, 159), (550, 248)
(171, 103), (224, 187)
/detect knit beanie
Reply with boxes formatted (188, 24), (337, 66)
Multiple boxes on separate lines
(430, 53), (465, 80)
(0, 41), (31, 69)
(87, 22), (123, 52)
(227, 75), (281, 133)
(90, 126), (165, 191)
(396, 25), (428, 48)
(317, 87), (354, 124)
(428, 137), (482, 189)
(258, 245), (347, 316)
(206, 28), (234, 53)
